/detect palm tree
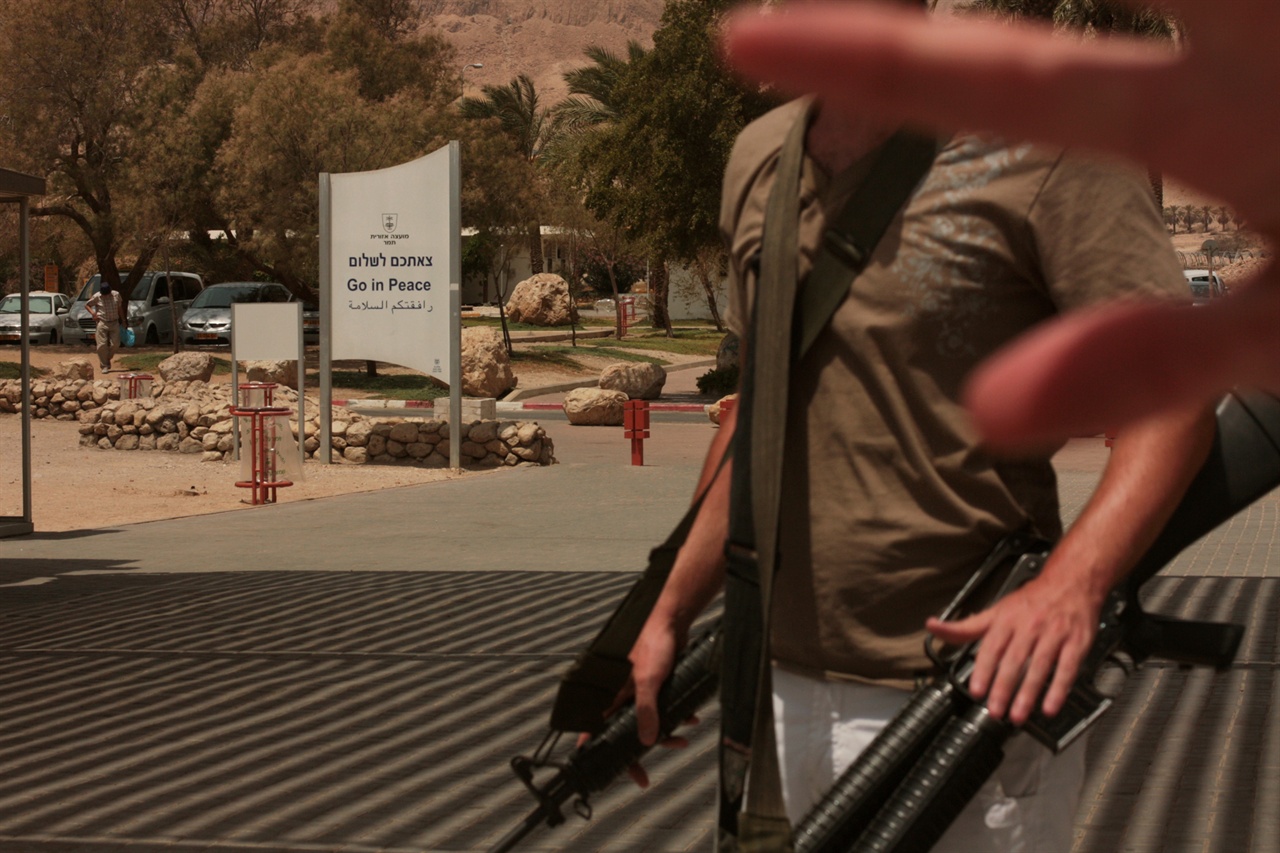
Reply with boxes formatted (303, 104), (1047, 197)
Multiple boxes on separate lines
(548, 42), (654, 338)
(557, 42), (648, 134)
(460, 74), (549, 274)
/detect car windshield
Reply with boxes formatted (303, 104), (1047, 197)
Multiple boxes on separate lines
(0, 295), (53, 314)
(191, 284), (269, 309)
(75, 273), (150, 302)
(1190, 283), (1211, 299)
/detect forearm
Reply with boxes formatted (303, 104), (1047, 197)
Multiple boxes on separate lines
(650, 422), (733, 640)
(1040, 401), (1217, 601)
(946, 401), (1217, 721)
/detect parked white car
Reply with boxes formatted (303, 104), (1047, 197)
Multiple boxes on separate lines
(1184, 269), (1227, 306)
(0, 291), (72, 344)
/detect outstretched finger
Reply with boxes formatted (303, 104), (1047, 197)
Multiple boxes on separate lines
(721, 3), (1175, 167)
(965, 279), (1280, 452)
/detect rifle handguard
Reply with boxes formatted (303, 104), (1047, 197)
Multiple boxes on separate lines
(847, 703), (1012, 853)
(793, 682), (960, 853)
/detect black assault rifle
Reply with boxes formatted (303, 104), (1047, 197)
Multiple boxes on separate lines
(487, 619), (721, 853)
(791, 390), (1280, 853)
(491, 391), (1280, 853)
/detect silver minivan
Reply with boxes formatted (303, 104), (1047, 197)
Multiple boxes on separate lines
(64, 271), (204, 345)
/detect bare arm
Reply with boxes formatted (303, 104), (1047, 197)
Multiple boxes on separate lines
(928, 402), (1217, 724)
(630, 404), (736, 748)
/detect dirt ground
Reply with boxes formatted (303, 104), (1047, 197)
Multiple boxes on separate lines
(0, 340), (708, 533)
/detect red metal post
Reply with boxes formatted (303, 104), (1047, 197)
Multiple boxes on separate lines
(231, 404), (293, 504)
(624, 399), (651, 466)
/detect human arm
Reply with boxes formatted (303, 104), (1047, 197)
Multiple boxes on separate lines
(629, 403), (736, 754)
(719, 0), (1280, 452)
(927, 401), (1216, 725)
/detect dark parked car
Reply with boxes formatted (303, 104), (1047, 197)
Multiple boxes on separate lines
(178, 282), (295, 346)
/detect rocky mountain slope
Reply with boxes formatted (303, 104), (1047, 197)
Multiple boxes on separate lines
(427, 1), (666, 103)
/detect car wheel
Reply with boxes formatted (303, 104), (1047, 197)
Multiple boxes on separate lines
(145, 325), (160, 346)
(48, 329), (58, 345)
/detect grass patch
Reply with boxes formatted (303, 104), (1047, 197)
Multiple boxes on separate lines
(463, 316), (614, 331)
(510, 349), (593, 373)
(581, 330), (722, 358)
(116, 352), (232, 376)
(322, 371), (449, 401)
(0, 361), (47, 380)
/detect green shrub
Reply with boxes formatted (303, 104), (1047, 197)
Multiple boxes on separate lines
(696, 365), (739, 397)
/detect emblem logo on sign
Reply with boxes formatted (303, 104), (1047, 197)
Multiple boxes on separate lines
(382, 214), (398, 232)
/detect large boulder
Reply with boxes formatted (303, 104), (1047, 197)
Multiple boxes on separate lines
(52, 358), (94, 381)
(245, 360), (298, 390)
(505, 273), (573, 326)
(461, 326), (517, 398)
(158, 351), (215, 383)
(599, 362), (667, 400)
(563, 388), (627, 426)
(716, 332), (740, 372)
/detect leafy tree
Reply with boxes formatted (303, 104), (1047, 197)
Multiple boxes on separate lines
(459, 123), (543, 309)
(0, 0), (174, 297)
(325, 0), (456, 103)
(459, 74), (551, 275)
(140, 5), (461, 299)
(568, 0), (774, 335)
(164, 0), (313, 70)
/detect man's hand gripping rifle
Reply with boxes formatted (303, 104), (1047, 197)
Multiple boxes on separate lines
(486, 619), (720, 853)
(792, 390), (1280, 853)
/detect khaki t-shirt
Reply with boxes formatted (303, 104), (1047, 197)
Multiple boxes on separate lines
(722, 101), (1186, 686)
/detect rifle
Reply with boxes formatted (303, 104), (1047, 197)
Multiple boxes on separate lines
(793, 390), (1280, 853)
(486, 620), (721, 853)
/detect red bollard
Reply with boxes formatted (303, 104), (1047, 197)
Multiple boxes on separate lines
(619, 296), (637, 337)
(624, 399), (651, 466)
(719, 396), (737, 421)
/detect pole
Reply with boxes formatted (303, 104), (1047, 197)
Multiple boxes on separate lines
(319, 173), (333, 464)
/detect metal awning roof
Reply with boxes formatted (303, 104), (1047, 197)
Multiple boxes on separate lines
(0, 168), (45, 202)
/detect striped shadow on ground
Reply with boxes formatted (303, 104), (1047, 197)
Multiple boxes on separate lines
(0, 569), (1275, 852)
(0, 570), (718, 853)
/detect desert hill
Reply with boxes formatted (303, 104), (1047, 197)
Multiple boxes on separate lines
(426, 1), (666, 103)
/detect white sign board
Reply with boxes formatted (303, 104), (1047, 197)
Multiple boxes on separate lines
(327, 146), (456, 379)
(232, 302), (302, 361)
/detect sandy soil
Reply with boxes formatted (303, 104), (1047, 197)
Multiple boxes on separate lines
(0, 340), (707, 533)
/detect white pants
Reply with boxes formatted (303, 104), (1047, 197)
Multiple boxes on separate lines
(772, 666), (1086, 853)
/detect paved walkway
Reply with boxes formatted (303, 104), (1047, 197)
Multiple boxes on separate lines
(0, 393), (1277, 851)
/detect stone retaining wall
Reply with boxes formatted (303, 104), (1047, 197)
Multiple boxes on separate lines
(0, 377), (554, 468)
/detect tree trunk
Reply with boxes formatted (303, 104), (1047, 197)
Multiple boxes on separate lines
(527, 224), (543, 275)
(648, 256), (674, 338)
(607, 263), (623, 340)
(693, 251), (725, 332)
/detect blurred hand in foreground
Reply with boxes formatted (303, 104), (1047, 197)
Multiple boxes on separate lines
(722, 0), (1280, 451)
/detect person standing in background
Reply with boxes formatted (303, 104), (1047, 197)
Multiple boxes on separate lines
(86, 280), (123, 374)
